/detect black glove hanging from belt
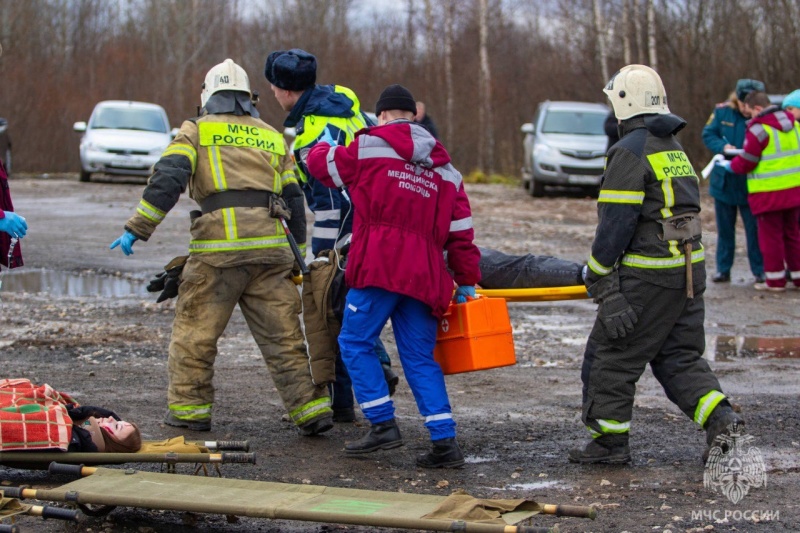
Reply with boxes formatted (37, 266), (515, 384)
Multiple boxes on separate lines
(147, 255), (188, 303)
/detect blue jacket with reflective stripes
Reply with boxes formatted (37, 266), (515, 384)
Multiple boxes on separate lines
(285, 85), (372, 254)
(701, 101), (750, 206)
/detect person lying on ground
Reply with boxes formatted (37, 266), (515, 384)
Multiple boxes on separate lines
(0, 378), (142, 453)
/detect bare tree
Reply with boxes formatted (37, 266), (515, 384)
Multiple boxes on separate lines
(593, 0), (609, 82)
(444, 0), (455, 146)
(647, 0), (657, 69)
(477, 0), (493, 173)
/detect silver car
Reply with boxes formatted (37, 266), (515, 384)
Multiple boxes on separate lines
(73, 100), (177, 182)
(521, 100), (610, 197)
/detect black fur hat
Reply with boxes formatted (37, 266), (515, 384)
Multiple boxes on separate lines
(264, 49), (317, 91)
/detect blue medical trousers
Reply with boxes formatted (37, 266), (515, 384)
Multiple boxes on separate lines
(339, 287), (456, 441)
(330, 338), (390, 411)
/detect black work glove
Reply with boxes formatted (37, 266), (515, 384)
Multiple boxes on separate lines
(587, 271), (638, 339)
(147, 255), (188, 303)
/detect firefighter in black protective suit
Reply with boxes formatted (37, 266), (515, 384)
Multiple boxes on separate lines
(569, 65), (744, 465)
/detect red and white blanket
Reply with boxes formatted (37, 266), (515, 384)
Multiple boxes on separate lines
(0, 379), (76, 451)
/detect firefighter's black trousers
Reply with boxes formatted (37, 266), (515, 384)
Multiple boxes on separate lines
(581, 273), (724, 435)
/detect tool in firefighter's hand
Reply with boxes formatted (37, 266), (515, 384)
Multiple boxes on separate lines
(269, 195), (309, 276)
(110, 230), (138, 256)
(147, 255), (189, 303)
(684, 242), (694, 299)
(454, 285), (476, 303)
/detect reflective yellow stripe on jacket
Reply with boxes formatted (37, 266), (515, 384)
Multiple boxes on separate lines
(749, 122), (800, 194)
(646, 150), (698, 218)
(189, 120), (290, 254)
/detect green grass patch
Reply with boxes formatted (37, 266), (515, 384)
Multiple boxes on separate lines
(463, 170), (519, 185)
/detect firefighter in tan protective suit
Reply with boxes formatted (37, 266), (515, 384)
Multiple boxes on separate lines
(110, 59), (333, 435)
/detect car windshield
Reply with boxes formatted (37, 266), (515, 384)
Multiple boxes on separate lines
(91, 107), (167, 133)
(541, 110), (607, 135)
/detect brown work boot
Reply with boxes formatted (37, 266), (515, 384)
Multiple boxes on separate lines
(344, 419), (403, 454)
(568, 434), (631, 464)
(416, 437), (465, 469)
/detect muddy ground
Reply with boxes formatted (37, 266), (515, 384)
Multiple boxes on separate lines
(1, 176), (798, 533)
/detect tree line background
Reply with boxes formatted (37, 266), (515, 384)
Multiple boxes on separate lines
(0, 0), (798, 179)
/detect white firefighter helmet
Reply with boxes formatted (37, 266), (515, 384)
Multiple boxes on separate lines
(603, 64), (670, 120)
(200, 58), (251, 107)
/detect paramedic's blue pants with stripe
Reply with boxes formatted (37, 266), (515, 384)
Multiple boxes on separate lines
(339, 287), (456, 440)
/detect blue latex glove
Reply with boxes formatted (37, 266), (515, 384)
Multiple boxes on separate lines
(454, 285), (476, 304)
(110, 230), (138, 256)
(0, 211), (27, 238)
(715, 159), (732, 172)
(316, 128), (336, 146)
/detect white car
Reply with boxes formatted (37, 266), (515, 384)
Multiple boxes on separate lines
(521, 101), (610, 197)
(73, 100), (177, 182)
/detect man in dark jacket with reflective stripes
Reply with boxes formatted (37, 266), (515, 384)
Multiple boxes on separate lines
(570, 65), (743, 465)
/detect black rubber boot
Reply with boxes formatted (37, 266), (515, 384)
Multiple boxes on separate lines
(416, 437), (465, 468)
(344, 419), (403, 454)
(297, 414), (334, 437)
(703, 402), (745, 463)
(568, 434), (631, 464)
(382, 363), (400, 397)
(333, 407), (356, 423)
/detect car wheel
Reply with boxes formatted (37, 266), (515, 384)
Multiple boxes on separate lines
(79, 168), (91, 182)
(3, 148), (10, 175)
(530, 177), (545, 197)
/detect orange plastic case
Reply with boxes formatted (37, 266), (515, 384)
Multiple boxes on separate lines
(433, 297), (516, 375)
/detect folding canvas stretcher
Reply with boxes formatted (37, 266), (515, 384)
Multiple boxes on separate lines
(0, 463), (597, 533)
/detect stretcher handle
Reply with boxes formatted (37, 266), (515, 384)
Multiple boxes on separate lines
(211, 440), (250, 451)
(542, 503), (597, 519)
(37, 505), (81, 522)
(221, 452), (256, 464)
(0, 524), (20, 533)
(0, 486), (25, 499)
(48, 462), (85, 478)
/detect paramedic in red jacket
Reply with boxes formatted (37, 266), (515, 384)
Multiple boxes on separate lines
(307, 84), (480, 468)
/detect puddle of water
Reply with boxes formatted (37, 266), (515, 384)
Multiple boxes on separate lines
(1, 269), (147, 298)
(465, 455), (497, 464)
(708, 335), (800, 361)
(482, 480), (570, 491)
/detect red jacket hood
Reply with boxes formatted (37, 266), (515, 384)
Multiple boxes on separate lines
(748, 106), (795, 133)
(362, 120), (452, 168)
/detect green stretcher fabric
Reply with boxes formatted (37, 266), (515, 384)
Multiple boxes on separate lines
(34, 468), (541, 529)
(0, 495), (29, 518)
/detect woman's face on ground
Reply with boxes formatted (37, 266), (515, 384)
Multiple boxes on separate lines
(95, 416), (136, 442)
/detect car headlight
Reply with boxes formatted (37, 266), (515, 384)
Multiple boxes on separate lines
(83, 141), (99, 152)
(150, 146), (166, 155)
(533, 143), (555, 159)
